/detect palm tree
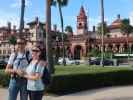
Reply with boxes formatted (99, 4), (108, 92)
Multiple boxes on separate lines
(19, 0), (25, 38)
(120, 19), (133, 61)
(54, 0), (68, 66)
(46, 0), (54, 73)
(97, 22), (109, 37)
(100, 0), (105, 67)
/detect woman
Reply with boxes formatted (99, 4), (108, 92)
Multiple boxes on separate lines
(24, 45), (47, 100)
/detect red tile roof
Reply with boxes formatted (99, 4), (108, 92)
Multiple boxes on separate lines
(95, 37), (133, 44)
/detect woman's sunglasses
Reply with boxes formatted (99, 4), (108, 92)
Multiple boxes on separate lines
(32, 49), (40, 52)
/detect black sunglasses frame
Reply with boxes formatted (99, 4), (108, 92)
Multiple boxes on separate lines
(32, 49), (40, 52)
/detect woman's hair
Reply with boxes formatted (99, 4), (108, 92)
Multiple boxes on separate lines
(37, 46), (46, 61)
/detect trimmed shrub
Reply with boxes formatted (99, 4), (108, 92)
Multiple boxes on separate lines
(0, 70), (10, 87)
(1, 66), (133, 95)
(47, 70), (133, 95)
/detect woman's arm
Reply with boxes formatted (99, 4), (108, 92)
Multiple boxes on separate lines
(24, 73), (42, 80)
(24, 60), (45, 80)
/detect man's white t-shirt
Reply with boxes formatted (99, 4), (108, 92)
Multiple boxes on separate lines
(8, 52), (31, 70)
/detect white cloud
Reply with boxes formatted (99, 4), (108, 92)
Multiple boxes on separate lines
(0, 0), (33, 28)
(129, 12), (133, 26)
(0, 9), (26, 29)
(88, 17), (112, 30)
(10, 0), (32, 8)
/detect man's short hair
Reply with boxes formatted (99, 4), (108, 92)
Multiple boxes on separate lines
(16, 38), (26, 44)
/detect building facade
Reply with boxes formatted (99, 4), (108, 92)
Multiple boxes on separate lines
(0, 6), (133, 60)
(58, 6), (133, 60)
(0, 17), (46, 58)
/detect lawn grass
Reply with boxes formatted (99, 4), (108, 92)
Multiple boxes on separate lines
(49, 65), (133, 94)
(1, 65), (133, 94)
(54, 64), (132, 76)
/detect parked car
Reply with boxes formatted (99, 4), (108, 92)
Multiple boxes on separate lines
(58, 57), (75, 65)
(0, 60), (7, 69)
(74, 60), (80, 65)
(89, 58), (100, 65)
(89, 58), (113, 66)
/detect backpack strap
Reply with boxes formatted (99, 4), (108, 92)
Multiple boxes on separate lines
(34, 61), (40, 72)
(12, 52), (26, 69)
(11, 52), (17, 68)
(13, 52), (17, 63)
(25, 51), (32, 64)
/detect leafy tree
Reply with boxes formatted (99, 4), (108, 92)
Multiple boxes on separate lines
(9, 35), (17, 51)
(65, 25), (73, 33)
(56, 32), (68, 41)
(120, 19), (133, 36)
(97, 22), (109, 36)
(104, 51), (113, 59)
(89, 48), (100, 58)
(120, 19), (133, 60)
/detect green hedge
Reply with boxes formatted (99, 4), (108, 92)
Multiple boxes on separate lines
(48, 70), (133, 94)
(1, 66), (133, 94)
(0, 70), (10, 87)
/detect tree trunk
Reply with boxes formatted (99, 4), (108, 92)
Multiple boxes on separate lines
(100, 0), (105, 67)
(19, 0), (25, 38)
(46, 0), (54, 73)
(127, 35), (129, 63)
(57, 3), (66, 66)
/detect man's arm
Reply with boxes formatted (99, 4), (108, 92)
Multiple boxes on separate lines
(5, 53), (16, 75)
(5, 64), (16, 75)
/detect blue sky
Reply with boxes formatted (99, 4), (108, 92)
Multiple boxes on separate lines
(0, 0), (133, 32)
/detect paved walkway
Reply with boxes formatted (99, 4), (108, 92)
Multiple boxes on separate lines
(1, 85), (133, 100)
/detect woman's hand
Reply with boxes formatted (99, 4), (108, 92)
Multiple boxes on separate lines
(16, 69), (25, 77)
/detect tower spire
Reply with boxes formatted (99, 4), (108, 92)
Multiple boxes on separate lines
(79, 5), (86, 17)
(76, 6), (88, 35)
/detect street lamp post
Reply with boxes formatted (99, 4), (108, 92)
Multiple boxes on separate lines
(55, 36), (59, 64)
(100, 0), (105, 67)
(0, 40), (1, 59)
(62, 33), (66, 66)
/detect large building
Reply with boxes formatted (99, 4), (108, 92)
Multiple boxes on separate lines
(59, 6), (133, 60)
(0, 17), (58, 59)
(0, 6), (133, 60)
(0, 22), (17, 58)
(0, 17), (46, 58)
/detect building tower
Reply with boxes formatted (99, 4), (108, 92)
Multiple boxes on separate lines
(76, 6), (88, 35)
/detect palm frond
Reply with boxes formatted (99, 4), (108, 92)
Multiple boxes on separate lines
(57, 0), (68, 7)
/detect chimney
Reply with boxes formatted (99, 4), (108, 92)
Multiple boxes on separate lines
(93, 26), (95, 32)
(117, 14), (120, 19)
(13, 25), (16, 31)
(35, 17), (39, 24)
(7, 22), (11, 30)
(53, 24), (57, 31)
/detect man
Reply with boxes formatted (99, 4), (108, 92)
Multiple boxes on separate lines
(5, 38), (31, 100)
